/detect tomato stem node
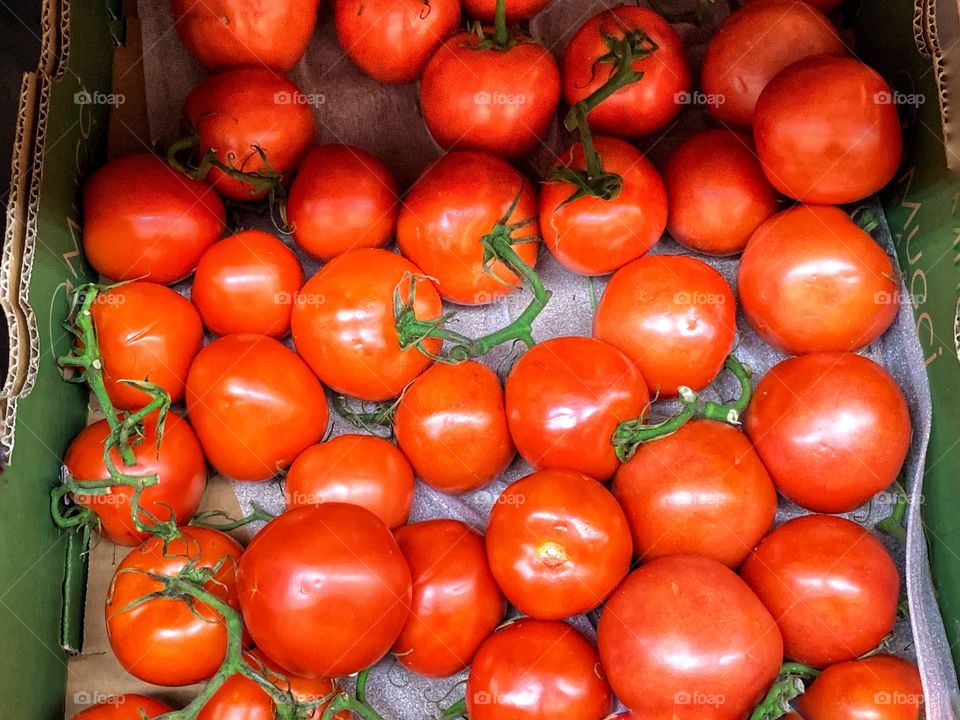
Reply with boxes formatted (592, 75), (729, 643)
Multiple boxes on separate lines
(747, 661), (820, 720)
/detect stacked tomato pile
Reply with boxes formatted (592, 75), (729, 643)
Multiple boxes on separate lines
(65, 0), (928, 718)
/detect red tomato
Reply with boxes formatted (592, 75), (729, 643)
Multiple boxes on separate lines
(504, 336), (649, 480)
(170, 0), (321, 71)
(105, 527), (244, 686)
(74, 696), (172, 720)
(466, 619), (612, 720)
(394, 361), (514, 494)
(754, 56), (903, 203)
(238, 504), (412, 678)
(562, 6), (690, 137)
(191, 230), (304, 338)
(540, 137), (666, 275)
(738, 205), (899, 355)
(598, 556), (783, 718)
(744, 352), (910, 513)
(333, 0), (460, 83)
(82, 154), (225, 284)
(92, 281), (203, 410)
(186, 334), (328, 481)
(612, 420), (776, 567)
(797, 655), (924, 720)
(183, 69), (315, 201)
(486, 470), (632, 619)
(287, 144), (399, 262)
(701, 1), (844, 127)
(397, 151), (539, 305)
(393, 519), (506, 676)
(741, 514), (900, 667)
(663, 129), (778, 255)
(593, 255), (736, 397)
(290, 248), (442, 401)
(462, 0), (550, 21)
(284, 434), (414, 528)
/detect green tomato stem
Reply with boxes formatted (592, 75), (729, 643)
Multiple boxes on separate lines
(876, 481), (908, 543)
(321, 669), (385, 720)
(189, 502), (277, 532)
(437, 697), (468, 719)
(493, 0), (509, 47)
(748, 662), (820, 720)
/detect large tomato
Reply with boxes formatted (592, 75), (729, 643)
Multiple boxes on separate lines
(237, 504), (412, 678)
(462, 0), (550, 21)
(74, 696), (172, 720)
(598, 556), (782, 718)
(741, 514), (900, 667)
(185, 334), (328, 481)
(82, 153), (225, 284)
(105, 527), (244, 686)
(797, 655), (924, 720)
(397, 152), (539, 305)
(290, 248), (443, 401)
(744, 352), (910, 513)
(504, 336), (649, 480)
(392, 519), (506, 676)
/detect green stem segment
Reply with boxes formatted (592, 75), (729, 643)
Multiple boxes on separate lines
(748, 662), (820, 720)
(330, 394), (396, 435)
(492, 0), (509, 47)
(190, 503), (277, 532)
(437, 697), (468, 720)
(321, 669), (386, 720)
(876, 481), (908, 543)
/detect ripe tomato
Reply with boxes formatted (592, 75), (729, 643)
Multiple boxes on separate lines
(394, 361), (514, 494)
(701, 1), (844, 127)
(397, 151), (539, 305)
(612, 420), (776, 568)
(420, 32), (560, 158)
(191, 230), (304, 338)
(333, 0), (460, 83)
(598, 556), (782, 718)
(284, 434), (414, 528)
(183, 69), (315, 201)
(186, 334), (328, 481)
(504, 336), (649, 480)
(540, 137), (666, 275)
(290, 248), (442, 401)
(754, 56), (903, 203)
(287, 144), (400, 262)
(744, 352), (910, 513)
(393, 519), (506, 676)
(738, 205), (899, 355)
(486, 470), (632, 619)
(105, 527), (244, 686)
(238, 504), (412, 678)
(563, 6), (690, 137)
(741, 514), (900, 667)
(593, 255), (736, 397)
(462, 0), (550, 21)
(466, 619), (612, 720)
(170, 0), (321, 71)
(74, 696), (172, 720)
(83, 153), (225, 284)
(797, 655), (924, 720)
(663, 129), (778, 255)
(92, 281), (203, 410)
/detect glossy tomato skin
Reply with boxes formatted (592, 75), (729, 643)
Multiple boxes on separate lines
(284, 434), (415, 528)
(741, 515), (900, 667)
(744, 352), (910, 513)
(663, 130), (778, 255)
(105, 527), (244, 686)
(74, 695), (172, 720)
(739, 205), (899, 354)
(394, 361), (514, 494)
(185, 334), (328, 481)
(420, 33), (560, 158)
(290, 248), (442, 401)
(92, 282), (203, 410)
(183, 69), (315, 201)
(486, 470), (632, 619)
(754, 56), (903, 203)
(540, 137), (666, 275)
(397, 151), (539, 305)
(598, 556), (783, 718)
(466, 619), (612, 720)
(287, 144), (399, 261)
(505, 336), (650, 480)
(594, 255), (736, 397)
(238, 504), (412, 678)
(170, 0), (321, 71)
(701, 0), (844, 127)
(563, 6), (690, 137)
(393, 519), (506, 676)
(613, 421), (776, 567)
(462, 0), (550, 21)
(334, 0), (460, 83)
(797, 655), (924, 720)
(83, 154), (225, 284)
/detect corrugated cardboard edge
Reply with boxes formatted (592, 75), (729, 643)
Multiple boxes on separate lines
(916, 0), (960, 170)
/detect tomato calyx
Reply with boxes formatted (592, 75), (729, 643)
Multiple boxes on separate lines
(320, 668), (386, 720)
(876, 480), (908, 543)
(747, 662), (820, 720)
(468, 0), (518, 50)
